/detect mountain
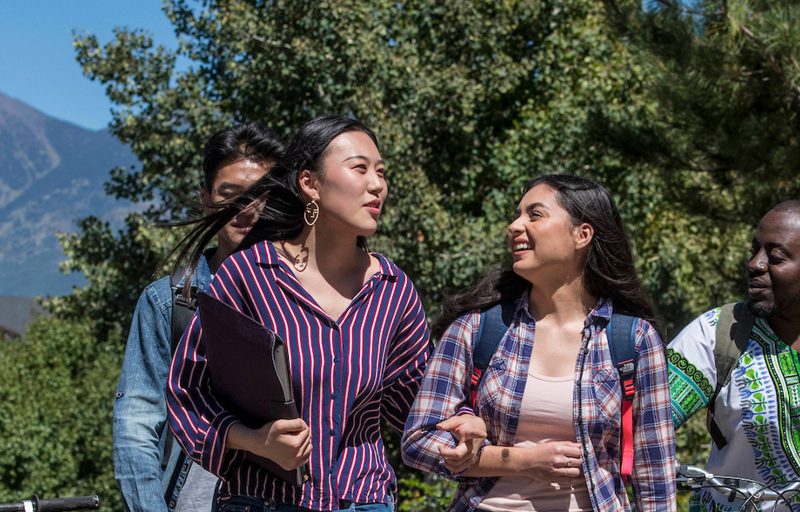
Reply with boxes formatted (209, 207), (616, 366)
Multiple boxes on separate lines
(0, 91), (139, 296)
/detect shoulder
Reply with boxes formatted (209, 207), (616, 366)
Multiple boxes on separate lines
(215, 244), (265, 280)
(139, 275), (174, 314)
(668, 307), (720, 352)
(369, 252), (419, 293)
(370, 252), (404, 277)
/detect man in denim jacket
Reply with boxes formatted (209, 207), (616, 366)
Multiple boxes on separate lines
(113, 123), (284, 512)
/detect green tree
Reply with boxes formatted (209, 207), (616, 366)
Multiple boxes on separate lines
(0, 317), (122, 510)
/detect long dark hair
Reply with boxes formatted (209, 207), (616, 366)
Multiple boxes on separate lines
(431, 174), (657, 338)
(174, 115), (379, 275)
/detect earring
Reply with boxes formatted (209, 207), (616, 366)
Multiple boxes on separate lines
(304, 199), (319, 226)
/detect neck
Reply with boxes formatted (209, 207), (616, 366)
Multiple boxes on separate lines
(527, 272), (597, 324)
(283, 226), (365, 276)
(767, 312), (800, 351)
(208, 245), (229, 273)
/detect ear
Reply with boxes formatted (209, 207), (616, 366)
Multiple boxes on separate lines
(297, 169), (321, 202)
(573, 222), (594, 251)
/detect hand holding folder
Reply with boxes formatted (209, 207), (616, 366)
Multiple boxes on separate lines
(198, 291), (306, 486)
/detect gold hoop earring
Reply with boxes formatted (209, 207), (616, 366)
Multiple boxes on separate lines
(303, 199), (319, 226)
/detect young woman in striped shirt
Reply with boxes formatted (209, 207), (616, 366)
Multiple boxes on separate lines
(167, 116), (433, 512)
(402, 174), (676, 511)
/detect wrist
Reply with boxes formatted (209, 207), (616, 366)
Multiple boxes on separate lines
(226, 422), (254, 452)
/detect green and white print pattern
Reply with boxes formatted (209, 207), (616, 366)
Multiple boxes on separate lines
(667, 307), (800, 511)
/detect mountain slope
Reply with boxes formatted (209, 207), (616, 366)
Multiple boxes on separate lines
(0, 91), (139, 296)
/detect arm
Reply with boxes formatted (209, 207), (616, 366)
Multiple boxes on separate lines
(666, 310), (718, 429)
(166, 260), (244, 478)
(631, 319), (677, 512)
(112, 283), (171, 512)
(401, 311), (482, 479)
(380, 280), (431, 433)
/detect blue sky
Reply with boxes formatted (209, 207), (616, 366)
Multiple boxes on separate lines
(0, 0), (177, 130)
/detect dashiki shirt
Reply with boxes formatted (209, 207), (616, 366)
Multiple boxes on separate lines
(668, 307), (800, 511)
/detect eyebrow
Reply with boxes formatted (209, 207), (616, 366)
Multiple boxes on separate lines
(514, 202), (549, 215)
(343, 155), (385, 166)
(216, 183), (246, 192)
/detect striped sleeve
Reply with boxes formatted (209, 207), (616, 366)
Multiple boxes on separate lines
(401, 311), (477, 478)
(166, 256), (246, 478)
(631, 318), (677, 512)
(380, 276), (431, 432)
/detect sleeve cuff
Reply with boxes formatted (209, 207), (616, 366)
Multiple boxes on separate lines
(201, 412), (239, 476)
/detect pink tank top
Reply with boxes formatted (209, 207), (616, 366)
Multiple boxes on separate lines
(478, 370), (592, 512)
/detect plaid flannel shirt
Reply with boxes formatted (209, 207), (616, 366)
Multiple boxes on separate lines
(401, 295), (676, 512)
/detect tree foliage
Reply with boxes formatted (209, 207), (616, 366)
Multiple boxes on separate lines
(0, 317), (122, 510)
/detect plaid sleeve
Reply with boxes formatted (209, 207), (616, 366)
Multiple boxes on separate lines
(401, 311), (478, 478)
(631, 318), (677, 511)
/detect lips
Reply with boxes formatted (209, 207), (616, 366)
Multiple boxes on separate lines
(364, 199), (381, 214)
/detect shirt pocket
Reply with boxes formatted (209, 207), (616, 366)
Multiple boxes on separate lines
(475, 358), (509, 415)
(592, 367), (622, 429)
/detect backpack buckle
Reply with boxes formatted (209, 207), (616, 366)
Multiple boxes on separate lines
(174, 285), (198, 310)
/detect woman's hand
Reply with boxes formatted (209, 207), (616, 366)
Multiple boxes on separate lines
(436, 414), (488, 474)
(522, 440), (582, 480)
(228, 418), (312, 471)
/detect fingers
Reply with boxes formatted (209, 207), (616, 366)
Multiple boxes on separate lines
(297, 430), (312, 461)
(439, 443), (472, 474)
(273, 418), (309, 433)
(453, 422), (487, 441)
(435, 416), (462, 433)
(437, 415), (487, 443)
(557, 455), (582, 478)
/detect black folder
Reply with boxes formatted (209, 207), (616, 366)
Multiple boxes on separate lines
(197, 291), (305, 486)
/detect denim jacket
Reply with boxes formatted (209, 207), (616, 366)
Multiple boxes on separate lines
(113, 253), (215, 512)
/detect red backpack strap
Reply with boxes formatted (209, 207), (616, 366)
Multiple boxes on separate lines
(606, 314), (637, 481)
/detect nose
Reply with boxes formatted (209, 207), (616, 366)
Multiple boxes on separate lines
(367, 168), (385, 195)
(508, 216), (524, 237)
(747, 249), (768, 275)
(234, 200), (262, 227)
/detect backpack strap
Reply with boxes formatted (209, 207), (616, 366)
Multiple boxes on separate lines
(164, 266), (198, 503)
(469, 301), (514, 409)
(606, 313), (637, 482)
(170, 267), (198, 354)
(707, 302), (753, 450)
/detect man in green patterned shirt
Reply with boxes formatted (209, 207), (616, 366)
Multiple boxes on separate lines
(667, 200), (800, 511)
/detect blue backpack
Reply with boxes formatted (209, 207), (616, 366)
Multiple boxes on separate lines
(468, 302), (638, 480)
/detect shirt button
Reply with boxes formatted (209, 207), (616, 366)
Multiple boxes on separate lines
(330, 429), (336, 437)
(331, 392), (336, 399)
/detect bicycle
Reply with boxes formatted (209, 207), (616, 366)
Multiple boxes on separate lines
(677, 463), (800, 511)
(0, 495), (99, 512)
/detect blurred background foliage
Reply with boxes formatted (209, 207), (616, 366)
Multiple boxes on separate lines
(1, 0), (798, 509)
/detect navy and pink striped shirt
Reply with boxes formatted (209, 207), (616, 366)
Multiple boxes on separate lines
(167, 241), (430, 511)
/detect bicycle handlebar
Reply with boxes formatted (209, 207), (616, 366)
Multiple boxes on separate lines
(677, 463), (800, 505)
(0, 495), (99, 512)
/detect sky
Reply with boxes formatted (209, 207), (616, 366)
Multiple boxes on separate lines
(0, 0), (178, 131)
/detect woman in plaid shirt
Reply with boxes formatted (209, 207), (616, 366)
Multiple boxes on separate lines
(402, 174), (675, 512)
